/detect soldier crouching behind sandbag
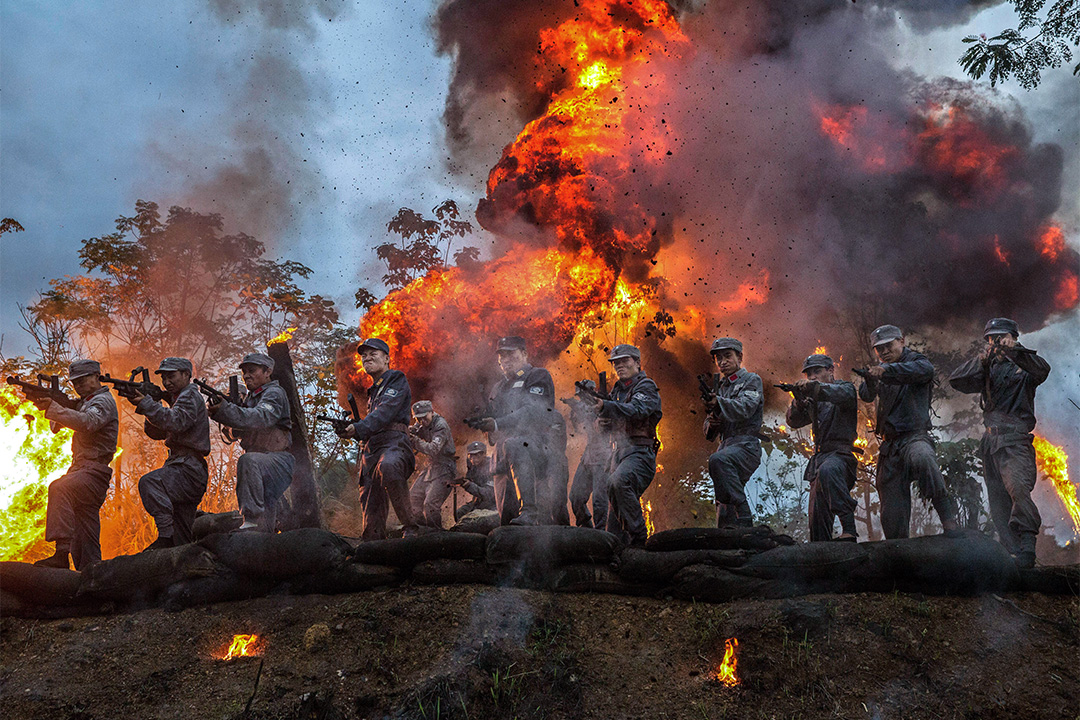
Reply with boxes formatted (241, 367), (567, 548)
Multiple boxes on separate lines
(408, 400), (457, 529)
(453, 441), (497, 520)
(30, 359), (118, 569)
(208, 352), (294, 533)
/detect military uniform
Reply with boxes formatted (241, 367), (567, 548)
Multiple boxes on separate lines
(136, 358), (211, 546)
(785, 355), (858, 542)
(949, 318), (1050, 561)
(598, 345), (662, 546)
(40, 360), (119, 569)
(408, 402), (457, 529)
(568, 393), (613, 529)
(705, 339), (763, 527)
(455, 443), (497, 520)
(210, 353), (294, 533)
(859, 327), (956, 539)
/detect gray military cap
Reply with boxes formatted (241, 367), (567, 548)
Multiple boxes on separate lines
(801, 354), (834, 373)
(155, 357), (193, 374)
(467, 441), (487, 454)
(984, 317), (1019, 338)
(870, 325), (903, 347)
(412, 400), (433, 416)
(68, 359), (101, 380)
(496, 336), (527, 352)
(710, 337), (743, 355)
(240, 352), (275, 371)
(608, 344), (641, 362)
(357, 338), (391, 354)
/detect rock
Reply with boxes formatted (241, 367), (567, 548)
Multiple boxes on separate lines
(304, 623), (331, 652)
(452, 509), (501, 535)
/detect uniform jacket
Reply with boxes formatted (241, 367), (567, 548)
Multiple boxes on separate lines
(351, 369), (412, 448)
(45, 386), (119, 466)
(948, 344), (1050, 433)
(137, 382), (211, 458)
(462, 460), (497, 510)
(786, 381), (857, 453)
(858, 347), (934, 438)
(490, 364), (556, 439)
(599, 371), (662, 451)
(704, 368), (764, 444)
(412, 412), (457, 475)
(211, 380), (292, 453)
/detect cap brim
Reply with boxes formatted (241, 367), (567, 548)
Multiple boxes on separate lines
(69, 372), (96, 380)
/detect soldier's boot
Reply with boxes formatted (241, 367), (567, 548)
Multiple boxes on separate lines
(1014, 532), (1037, 569)
(143, 535), (175, 552)
(34, 550), (71, 569)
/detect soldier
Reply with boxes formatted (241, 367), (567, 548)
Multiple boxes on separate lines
(585, 344), (661, 546)
(31, 359), (118, 569)
(208, 352), (293, 532)
(453, 441), (497, 520)
(703, 338), (763, 528)
(408, 400), (457, 529)
(784, 354), (859, 542)
(474, 336), (556, 526)
(127, 357), (211, 549)
(949, 318), (1050, 568)
(337, 338), (418, 540)
(566, 380), (613, 529)
(858, 325), (960, 539)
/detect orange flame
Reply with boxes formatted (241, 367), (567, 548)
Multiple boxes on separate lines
(1033, 436), (1080, 532)
(1037, 225), (1066, 262)
(812, 346), (828, 355)
(716, 637), (740, 687)
(641, 499), (655, 537)
(268, 327), (297, 346)
(220, 634), (264, 661)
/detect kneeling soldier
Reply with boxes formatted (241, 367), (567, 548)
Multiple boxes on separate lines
(33, 359), (118, 569)
(454, 441), (497, 520)
(408, 400), (457, 529)
(784, 354), (858, 542)
(209, 352), (294, 532)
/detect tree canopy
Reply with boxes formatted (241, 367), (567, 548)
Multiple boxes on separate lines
(960, 0), (1079, 89)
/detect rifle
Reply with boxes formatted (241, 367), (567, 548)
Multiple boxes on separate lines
(774, 382), (799, 393)
(99, 367), (166, 402)
(852, 367), (873, 380)
(464, 401), (496, 430)
(317, 392), (360, 435)
(194, 376), (241, 404)
(697, 373), (717, 410)
(5, 374), (79, 410)
(573, 370), (611, 403)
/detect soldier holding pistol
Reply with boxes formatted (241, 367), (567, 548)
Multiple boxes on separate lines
(408, 400), (457, 529)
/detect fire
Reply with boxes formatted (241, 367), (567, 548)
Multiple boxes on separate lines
(1033, 436), (1080, 532)
(1037, 225), (1066, 262)
(641, 499), (655, 537)
(715, 637), (740, 687)
(268, 326), (297, 345)
(220, 634), (264, 661)
(812, 346), (828, 355)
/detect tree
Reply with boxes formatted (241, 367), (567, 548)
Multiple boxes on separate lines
(1, 218), (25, 236)
(371, 200), (476, 292)
(960, 0), (1079, 89)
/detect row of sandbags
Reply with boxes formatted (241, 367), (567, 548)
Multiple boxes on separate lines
(1, 522), (1076, 619)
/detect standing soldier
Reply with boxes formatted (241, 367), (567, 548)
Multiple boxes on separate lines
(586, 344), (661, 547)
(128, 357), (211, 549)
(567, 381), (613, 529)
(31, 359), (118, 569)
(408, 400), (457, 529)
(858, 325), (960, 539)
(475, 336), (556, 526)
(208, 353), (293, 532)
(703, 338), (764, 528)
(949, 318), (1050, 568)
(784, 354), (859, 542)
(337, 338), (418, 540)
(453, 441), (498, 520)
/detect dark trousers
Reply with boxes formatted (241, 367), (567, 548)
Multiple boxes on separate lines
(876, 433), (955, 539)
(546, 448), (571, 525)
(981, 433), (1040, 553)
(138, 455), (208, 545)
(495, 436), (546, 525)
(605, 447), (656, 545)
(236, 450), (294, 532)
(570, 459), (611, 529)
(359, 441), (416, 540)
(45, 461), (112, 569)
(708, 437), (761, 526)
(806, 451), (858, 541)
(410, 466), (455, 529)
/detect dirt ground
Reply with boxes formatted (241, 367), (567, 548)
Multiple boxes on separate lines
(1, 584), (1077, 720)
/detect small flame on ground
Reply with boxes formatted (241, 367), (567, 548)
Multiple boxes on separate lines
(1033, 436), (1080, 533)
(220, 634), (264, 661)
(268, 327), (297, 346)
(716, 637), (740, 687)
(641, 499), (654, 537)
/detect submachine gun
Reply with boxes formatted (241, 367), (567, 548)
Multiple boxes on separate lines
(99, 367), (166, 402)
(572, 371), (611, 404)
(193, 376), (242, 405)
(5, 373), (79, 409)
(463, 401), (497, 431)
(317, 393), (360, 434)
(697, 373), (717, 411)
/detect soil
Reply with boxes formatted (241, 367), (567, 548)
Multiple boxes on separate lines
(1, 585), (1077, 720)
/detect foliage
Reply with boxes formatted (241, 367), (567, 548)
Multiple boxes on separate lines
(937, 438), (986, 529)
(374, 200), (475, 291)
(0, 218), (25, 236)
(960, 0), (1079, 89)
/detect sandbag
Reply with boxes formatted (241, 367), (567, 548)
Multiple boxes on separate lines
(669, 563), (781, 602)
(1016, 565), (1079, 595)
(291, 563), (403, 594)
(853, 532), (1019, 595)
(411, 559), (496, 586)
(485, 526), (620, 567)
(78, 544), (217, 602)
(349, 532), (488, 568)
(192, 510), (243, 539)
(452, 510), (501, 535)
(0, 587), (109, 619)
(0, 561), (83, 606)
(161, 569), (277, 612)
(200, 528), (351, 580)
(553, 563), (656, 596)
(0, 589), (26, 615)
(645, 526), (794, 553)
(617, 548), (750, 584)
(734, 541), (871, 595)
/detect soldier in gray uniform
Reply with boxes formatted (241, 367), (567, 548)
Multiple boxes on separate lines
(949, 318), (1050, 567)
(703, 338), (763, 528)
(454, 441), (497, 520)
(567, 380), (613, 529)
(586, 344), (662, 546)
(128, 357), (211, 549)
(208, 352), (294, 533)
(408, 400), (457, 529)
(858, 325), (960, 540)
(31, 359), (119, 569)
(784, 354), (859, 542)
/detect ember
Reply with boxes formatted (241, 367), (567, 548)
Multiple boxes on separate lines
(1033, 437), (1080, 534)
(716, 637), (739, 687)
(220, 634), (264, 661)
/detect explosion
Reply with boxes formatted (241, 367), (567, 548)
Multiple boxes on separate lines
(1033, 437), (1080, 534)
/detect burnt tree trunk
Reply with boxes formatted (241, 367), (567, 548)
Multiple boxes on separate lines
(268, 340), (321, 529)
